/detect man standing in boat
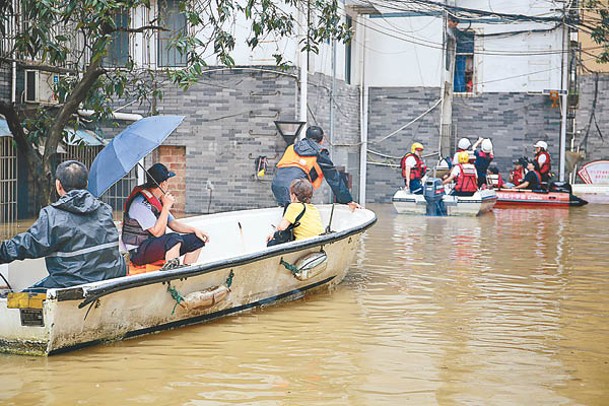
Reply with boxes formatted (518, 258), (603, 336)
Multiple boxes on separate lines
(0, 160), (126, 289)
(533, 140), (552, 185)
(401, 142), (427, 194)
(472, 137), (494, 188)
(272, 126), (361, 210)
(123, 163), (209, 270)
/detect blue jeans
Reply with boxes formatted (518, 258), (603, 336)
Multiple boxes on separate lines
(408, 178), (423, 194)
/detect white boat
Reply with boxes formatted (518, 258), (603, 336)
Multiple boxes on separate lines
(392, 188), (497, 216)
(0, 205), (376, 355)
(571, 183), (609, 195)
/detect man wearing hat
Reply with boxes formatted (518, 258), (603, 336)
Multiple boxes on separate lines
(122, 163), (209, 269)
(507, 157), (526, 188)
(272, 125), (361, 209)
(511, 160), (542, 190)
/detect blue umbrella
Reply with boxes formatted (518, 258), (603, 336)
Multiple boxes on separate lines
(88, 115), (185, 197)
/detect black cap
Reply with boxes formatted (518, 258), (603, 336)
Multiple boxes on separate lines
(306, 126), (324, 142)
(146, 163), (175, 186)
(515, 157), (528, 166)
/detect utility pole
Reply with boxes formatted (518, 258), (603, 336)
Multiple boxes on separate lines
(439, 9), (457, 159)
(298, 1), (310, 129)
(559, 8), (569, 182)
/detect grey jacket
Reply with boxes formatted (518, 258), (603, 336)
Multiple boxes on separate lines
(0, 190), (126, 289)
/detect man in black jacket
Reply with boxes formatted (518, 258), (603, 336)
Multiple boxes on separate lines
(0, 160), (126, 289)
(271, 126), (361, 209)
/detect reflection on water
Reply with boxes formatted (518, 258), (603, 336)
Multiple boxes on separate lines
(1, 204), (609, 405)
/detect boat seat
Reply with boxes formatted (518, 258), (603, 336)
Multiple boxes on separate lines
(127, 259), (166, 276)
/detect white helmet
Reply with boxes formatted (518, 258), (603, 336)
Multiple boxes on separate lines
(457, 137), (471, 150)
(534, 140), (548, 150)
(481, 138), (493, 153)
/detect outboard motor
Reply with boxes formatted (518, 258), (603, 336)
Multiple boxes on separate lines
(549, 181), (572, 194)
(423, 178), (447, 216)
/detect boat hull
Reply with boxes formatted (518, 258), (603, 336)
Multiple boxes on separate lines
(392, 189), (497, 216)
(0, 206), (376, 355)
(495, 189), (588, 207)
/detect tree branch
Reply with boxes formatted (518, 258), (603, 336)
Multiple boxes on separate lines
(0, 57), (76, 75)
(114, 24), (169, 33)
(42, 54), (105, 180)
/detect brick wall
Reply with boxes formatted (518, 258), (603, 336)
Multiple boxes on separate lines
(157, 145), (186, 216)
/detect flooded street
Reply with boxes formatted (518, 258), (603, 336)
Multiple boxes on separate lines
(1, 203), (608, 405)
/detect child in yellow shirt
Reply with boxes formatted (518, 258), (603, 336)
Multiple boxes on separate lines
(267, 179), (323, 245)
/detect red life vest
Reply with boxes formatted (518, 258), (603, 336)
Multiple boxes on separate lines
(535, 150), (551, 176)
(511, 168), (524, 185)
(122, 187), (164, 247)
(400, 153), (427, 180)
(276, 145), (325, 189)
(455, 164), (478, 193)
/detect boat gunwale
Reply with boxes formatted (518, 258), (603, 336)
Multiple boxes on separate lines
(46, 275), (337, 355)
(60, 212), (377, 308)
(495, 190), (588, 207)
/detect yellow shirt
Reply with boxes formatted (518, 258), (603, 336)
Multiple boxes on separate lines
(284, 203), (324, 240)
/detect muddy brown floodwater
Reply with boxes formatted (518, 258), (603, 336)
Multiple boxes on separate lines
(1, 203), (608, 405)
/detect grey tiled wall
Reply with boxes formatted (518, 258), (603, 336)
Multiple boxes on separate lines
(104, 69), (361, 214)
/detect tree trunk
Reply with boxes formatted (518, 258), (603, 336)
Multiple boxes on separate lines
(41, 55), (105, 205)
(0, 100), (48, 210)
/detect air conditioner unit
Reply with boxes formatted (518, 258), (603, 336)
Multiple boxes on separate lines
(24, 70), (60, 105)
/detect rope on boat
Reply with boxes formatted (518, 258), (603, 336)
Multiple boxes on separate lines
(167, 285), (185, 315)
(280, 258), (299, 275)
(167, 270), (235, 315)
(225, 270), (234, 288)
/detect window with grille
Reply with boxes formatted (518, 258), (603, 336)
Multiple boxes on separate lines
(157, 0), (187, 67)
(103, 10), (130, 68)
(454, 30), (475, 93)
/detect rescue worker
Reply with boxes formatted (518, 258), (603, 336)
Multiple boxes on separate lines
(123, 163), (209, 269)
(401, 142), (427, 194)
(442, 151), (478, 196)
(512, 160), (542, 190)
(0, 160), (126, 289)
(472, 137), (494, 187)
(452, 137), (471, 166)
(533, 140), (552, 185)
(271, 126), (361, 210)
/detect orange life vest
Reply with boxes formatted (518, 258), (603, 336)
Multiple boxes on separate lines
(400, 153), (427, 180)
(455, 164), (478, 193)
(276, 145), (324, 189)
